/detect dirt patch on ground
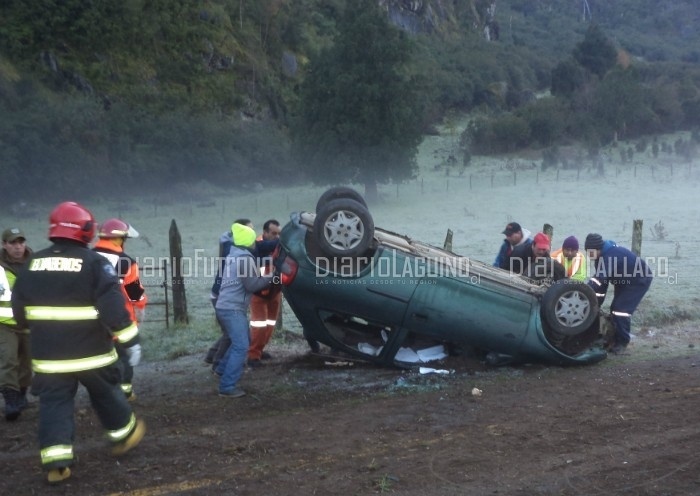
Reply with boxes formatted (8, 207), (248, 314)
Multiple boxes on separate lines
(1, 325), (699, 495)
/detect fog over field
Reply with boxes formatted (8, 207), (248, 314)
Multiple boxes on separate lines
(3, 125), (698, 352)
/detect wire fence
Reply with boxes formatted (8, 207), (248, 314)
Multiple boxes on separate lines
(140, 259), (170, 329)
(396, 160), (697, 197)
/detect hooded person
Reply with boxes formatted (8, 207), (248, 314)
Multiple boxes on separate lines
(205, 218), (252, 370)
(494, 222), (533, 270)
(212, 223), (274, 398)
(205, 219), (280, 369)
(585, 233), (653, 355)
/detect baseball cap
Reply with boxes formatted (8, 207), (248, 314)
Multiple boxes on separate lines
(502, 222), (522, 236)
(533, 232), (551, 250)
(2, 228), (26, 243)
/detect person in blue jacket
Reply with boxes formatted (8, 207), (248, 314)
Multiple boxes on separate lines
(494, 222), (532, 270)
(584, 233), (653, 355)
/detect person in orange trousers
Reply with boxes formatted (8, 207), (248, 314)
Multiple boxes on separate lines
(247, 220), (282, 367)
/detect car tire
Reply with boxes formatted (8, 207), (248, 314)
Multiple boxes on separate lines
(313, 198), (374, 258)
(315, 187), (367, 213)
(541, 280), (598, 336)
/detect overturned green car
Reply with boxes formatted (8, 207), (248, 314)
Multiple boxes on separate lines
(275, 187), (608, 367)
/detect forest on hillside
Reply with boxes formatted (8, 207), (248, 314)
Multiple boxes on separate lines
(0, 0), (699, 202)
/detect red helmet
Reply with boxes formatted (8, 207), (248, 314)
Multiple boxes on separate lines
(98, 218), (139, 239)
(48, 202), (96, 244)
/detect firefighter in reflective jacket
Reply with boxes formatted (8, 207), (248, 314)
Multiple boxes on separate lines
(93, 218), (147, 401)
(11, 202), (146, 484)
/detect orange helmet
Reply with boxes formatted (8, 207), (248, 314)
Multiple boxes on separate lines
(48, 202), (96, 244)
(98, 218), (139, 239)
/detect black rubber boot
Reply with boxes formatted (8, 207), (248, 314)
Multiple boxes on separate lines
(2, 388), (21, 421)
(18, 387), (28, 411)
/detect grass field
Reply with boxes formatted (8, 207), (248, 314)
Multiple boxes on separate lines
(3, 126), (699, 360)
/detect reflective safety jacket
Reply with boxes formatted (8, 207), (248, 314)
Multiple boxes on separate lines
(11, 240), (138, 374)
(0, 266), (15, 326)
(550, 249), (587, 282)
(0, 247), (31, 331)
(93, 239), (147, 323)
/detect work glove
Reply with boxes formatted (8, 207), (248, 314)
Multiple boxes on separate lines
(126, 344), (142, 367)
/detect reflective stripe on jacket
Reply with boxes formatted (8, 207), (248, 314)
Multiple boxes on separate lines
(0, 266), (16, 325)
(0, 247), (31, 329)
(11, 240), (137, 374)
(550, 249), (587, 281)
(32, 348), (119, 373)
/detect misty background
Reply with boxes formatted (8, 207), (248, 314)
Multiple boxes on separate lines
(1, 0), (699, 202)
(1, 1), (699, 355)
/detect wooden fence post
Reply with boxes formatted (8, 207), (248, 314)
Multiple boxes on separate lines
(632, 219), (643, 256)
(161, 259), (170, 329)
(169, 219), (189, 324)
(275, 300), (283, 331)
(542, 223), (554, 240)
(443, 229), (453, 252)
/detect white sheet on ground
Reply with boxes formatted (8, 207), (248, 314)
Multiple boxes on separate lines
(416, 344), (448, 362)
(419, 367), (451, 375)
(358, 343), (448, 363)
(394, 347), (421, 362)
(358, 342), (383, 356)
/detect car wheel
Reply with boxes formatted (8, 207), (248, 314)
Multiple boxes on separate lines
(313, 198), (374, 258)
(541, 280), (598, 336)
(315, 187), (367, 213)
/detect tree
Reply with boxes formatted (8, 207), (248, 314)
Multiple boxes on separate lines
(291, 0), (424, 202)
(518, 97), (569, 146)
(572, 24), (617, 79)
(592, 67), (651, 139)
(551, 58), (585, 98)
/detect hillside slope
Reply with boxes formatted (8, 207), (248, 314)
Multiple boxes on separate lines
(1, 0), (698, 117)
